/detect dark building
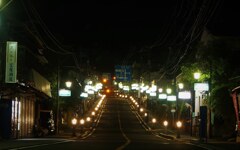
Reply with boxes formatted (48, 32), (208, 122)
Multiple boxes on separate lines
(0, 41), (52, 139)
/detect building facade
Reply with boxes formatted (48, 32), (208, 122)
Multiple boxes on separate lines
(0, 42), (52, 139)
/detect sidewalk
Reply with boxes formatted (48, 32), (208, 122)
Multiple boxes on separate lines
(0, 128), (90, 150)
(0, 97), (104, 150)
(134, 104), (236, 144)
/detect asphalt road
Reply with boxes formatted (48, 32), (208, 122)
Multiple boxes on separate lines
(1, 96), (240, 150)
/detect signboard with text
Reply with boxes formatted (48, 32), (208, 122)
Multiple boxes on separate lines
(5, 41), (18, 83)
(115, 65), (131, 81)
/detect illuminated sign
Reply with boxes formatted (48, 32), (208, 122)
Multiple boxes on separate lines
(178, 91), (191, 99)
(194, 83), (209, 91)
(59, 89), (71, 97)
(167, 95), (176, 101)
(80, 92), (88, 98)
(150, 92), (156, 96)
(158, 93), (167, 99)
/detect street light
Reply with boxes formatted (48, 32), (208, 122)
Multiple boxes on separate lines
(166, 88), (172, 94)
(176, 120), (182, 138)
(65, 81), (72, 88)
(79, 118), (85, 134)
(194, 72), (201, 80)
(192, 71), (201, 137)
(163, 120), (168, 134)
(152, 118), (157, 129)
(71, 118), (77, 136)
(178, 83), (184, 90)
(152, 118), (156, 123)
(175, 82), (184, 128)
(86, 116), (91, 129)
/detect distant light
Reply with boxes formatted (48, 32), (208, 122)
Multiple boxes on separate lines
(194, 83), (209, 91)
(59, 89), (71, 97)
(178, 91), (191, 99)
(150, 92), (156, 97)
(178, 83), (184, 89)
(158, 93), (167, 99)
(167, 95), (176, 101)
(151, 85), (157, 92)
(103, 78), (107, 83)
(163, 120), (168, 127)
(194, 72), (201, 80)
(80, 92), (88, 97)
(166, 88), (172, 94)
(80, 119), (85, 125)
(158, 88), (163, 93)
(86, 117), (91, 122)
(106, 89), (111, 93)
(71, 118), (77, 125)
(152, 118), (156, 123)
(176, 121), (182, 128)
(88, 90), (94, 94)
(123, 86), (130, 91)
(65, 81), (72, 88)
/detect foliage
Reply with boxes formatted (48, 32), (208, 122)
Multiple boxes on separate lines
(210, 84), (236, 136)
(179, 63), (210, 89)
(179, 33), (240, 136)
(210, 85), (233, 116)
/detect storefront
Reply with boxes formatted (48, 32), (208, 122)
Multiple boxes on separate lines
(0, 82), (51, 139)
(0, 41), (53, 139)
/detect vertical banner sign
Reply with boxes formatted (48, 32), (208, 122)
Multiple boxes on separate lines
(5, 41), (18, 83)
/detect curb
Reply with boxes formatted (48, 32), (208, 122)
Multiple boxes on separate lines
(158, 133), (175, 140)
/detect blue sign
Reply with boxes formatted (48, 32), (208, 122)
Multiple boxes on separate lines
(115, 65), (132, 81)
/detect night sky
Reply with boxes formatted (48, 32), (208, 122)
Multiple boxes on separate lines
(2, 0), (240, 73)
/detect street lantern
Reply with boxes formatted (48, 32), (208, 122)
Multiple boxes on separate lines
(163, 120), (168, 134)
(176, 121), (182, 138)
(144, 112), (147, 117)
(80, 119), (85, 125)
(71, 118), (77, 136)
(152, 118), (156, 123)
(178, 83), (184, 90)
(65, 81), (72, 88)
(71, 118), (77, 125)
(163, 120), (168, 127)
(86, 117), (91, 122)
(176, 121), (182, 128)
(194, 72), (201, 80)
(166, 88), (172, 94)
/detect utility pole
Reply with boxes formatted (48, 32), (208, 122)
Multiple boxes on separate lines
(174, 77), (179, 120)
(56, 56), (60, 134)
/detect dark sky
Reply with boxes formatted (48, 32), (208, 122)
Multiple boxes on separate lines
(3, 0), (240, 73)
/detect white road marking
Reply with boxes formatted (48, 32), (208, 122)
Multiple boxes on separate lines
(9, 139), (73, 150)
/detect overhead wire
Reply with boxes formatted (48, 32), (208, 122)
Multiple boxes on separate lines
(24, 0), (73, 54)
(20, 0), (83, 71)
(165, 0), (223, 76)
(20, 0), (69, 55)
(26, 0), (73, 54)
